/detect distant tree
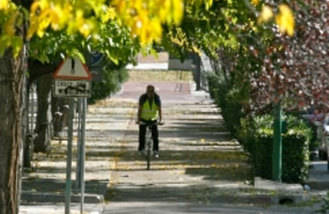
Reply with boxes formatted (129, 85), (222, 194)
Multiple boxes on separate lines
(28, 21), (141, 152)
(248, 1), (329, 113)
(166, 0), (328, 114)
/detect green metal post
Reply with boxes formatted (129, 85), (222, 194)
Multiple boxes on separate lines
(272, 103), (282, 182)
(65, 99), (74, 214)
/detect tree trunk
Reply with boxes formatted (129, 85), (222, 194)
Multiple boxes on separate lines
(0, 48), (27, 213)
(52, 97), (70, 137)
(23, 81), (34, 168)
(192, 53), (201, 91)
(34, 73), (53, 153)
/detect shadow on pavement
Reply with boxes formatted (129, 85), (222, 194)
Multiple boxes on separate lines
(104, 185), (271, 205)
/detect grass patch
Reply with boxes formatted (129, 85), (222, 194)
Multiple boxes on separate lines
(128, 70), (193, 82)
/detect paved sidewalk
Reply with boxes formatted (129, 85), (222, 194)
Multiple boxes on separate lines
(20, 72), (329, 214)
(105, 80), (328, 213)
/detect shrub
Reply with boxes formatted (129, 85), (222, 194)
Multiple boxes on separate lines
(207, 69), (311, 183)
(207, 72), (244, 137)
(240, 114), (311, 183)
(88, 61), (128, 104)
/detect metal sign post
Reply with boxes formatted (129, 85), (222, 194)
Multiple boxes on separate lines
(75, 98), (87, 213)
(53, 58), (92, 214)
(80, 98), (87, 213)
(65, 99), (74, 214)
(75, 99), (82, 190)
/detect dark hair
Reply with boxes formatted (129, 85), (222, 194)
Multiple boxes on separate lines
(146, 85), (155, 92)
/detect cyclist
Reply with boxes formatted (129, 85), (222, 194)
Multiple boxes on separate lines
(137, 85), (162, 158)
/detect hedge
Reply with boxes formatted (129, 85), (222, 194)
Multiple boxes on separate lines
(207, 70), (311, 183)
(240, 115), (311, 183)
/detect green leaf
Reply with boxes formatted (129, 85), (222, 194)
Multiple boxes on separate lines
(12, 36), (23, 57)
(69, 48), (85, 63)
(0, 36), (8, 56)
(109, 54), (119, 65)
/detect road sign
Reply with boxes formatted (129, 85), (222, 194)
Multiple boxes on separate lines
(54, 57), (92, 80)
(53, 79), (91, 97)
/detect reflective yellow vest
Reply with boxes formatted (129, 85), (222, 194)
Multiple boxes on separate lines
(141, 99), (159, 121)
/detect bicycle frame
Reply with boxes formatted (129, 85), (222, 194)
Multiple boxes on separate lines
(145, 125), (153, 170)
(138, 121), (163, 170)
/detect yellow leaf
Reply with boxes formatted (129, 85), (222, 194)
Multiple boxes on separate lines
(0, 0), (8, 10)
(50, 4), (70, 30)
(250, 0), (259, 6)
(172, 0), (184, 25)
(79, 20), (95, 37)
(258, 5), (273, 24)
(101, 7), (116, 23)
(111, 0), (184, 45)
(30, 1), (40, 13)
(27, 17), (38, 39)
(75, 9), (84, 26)
(275, 4), (295, 36)
(192, 46), (201, 55)
(4, 13), (16, 35)
(205, 0), (213, 10)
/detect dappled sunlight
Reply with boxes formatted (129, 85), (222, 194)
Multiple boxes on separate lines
(23, 73), (253, 208)
(101, 85), (252, 191)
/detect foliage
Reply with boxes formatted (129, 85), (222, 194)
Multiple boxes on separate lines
(88, 62), (128, 104)
(239, 114), (311, 183)
(207, 72), (245, 136)
(162, 0), (328, 115)
(27, 17), (141, 106)
(0, 0), (213, 59)
(28, 15), (141, 64)
(0, 2), (24, 57)
(247, 1), (329, 113)
(0, 0), (213, 88)
(317, 192), (329, 214)
(208, 61), (311, 183)
(162, 0), (295, 59)
(191, 3), (328, 186)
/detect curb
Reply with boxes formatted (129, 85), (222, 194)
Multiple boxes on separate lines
(305, 180), (329, 190)
(20, 203), (103, 214)
(21, 191), (104, 204)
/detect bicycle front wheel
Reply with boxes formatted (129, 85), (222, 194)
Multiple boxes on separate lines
(146, 148), (151, 170)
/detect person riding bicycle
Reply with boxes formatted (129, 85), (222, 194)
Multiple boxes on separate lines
(137, 85), (162, 158)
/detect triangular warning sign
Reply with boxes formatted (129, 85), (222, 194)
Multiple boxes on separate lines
(53, 57), (92, 80)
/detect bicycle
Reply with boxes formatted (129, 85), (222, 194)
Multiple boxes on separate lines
(137, 121), (163, 170)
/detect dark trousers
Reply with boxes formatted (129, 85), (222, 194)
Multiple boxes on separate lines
(139, 120), (159, 152)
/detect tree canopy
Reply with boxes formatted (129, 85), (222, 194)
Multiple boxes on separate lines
(0, 0), (195, 59)
(163, 0), (327, 114)
(0, 0), (295, 60)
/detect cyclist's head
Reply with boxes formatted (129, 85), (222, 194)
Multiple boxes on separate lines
(146, 85), (155, 97)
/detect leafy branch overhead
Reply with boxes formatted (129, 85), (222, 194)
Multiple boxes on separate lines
(0, 0), (186, 58)
(0, 0), (295, 60)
